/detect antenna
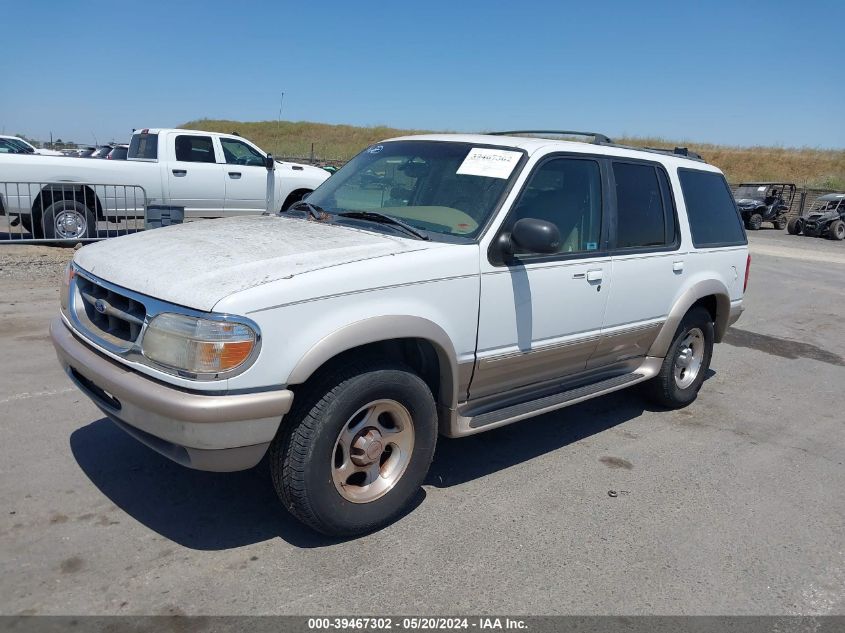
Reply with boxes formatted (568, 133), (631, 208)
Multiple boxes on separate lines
(91, 131), (98, 148)
(274, 91), (285, 156)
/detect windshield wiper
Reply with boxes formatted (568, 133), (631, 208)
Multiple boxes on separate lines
(338, 211), (430, 241)
(286, 200), (331, 221)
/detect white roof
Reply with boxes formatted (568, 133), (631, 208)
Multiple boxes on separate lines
(386, 133), (721, 172)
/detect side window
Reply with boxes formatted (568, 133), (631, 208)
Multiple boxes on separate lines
(219, 138), (265, 166)
(613, 162), (667, 249)
(174, 135), (216, 163)
(507, 158), (602, 255)
(679, 169), (747, 247)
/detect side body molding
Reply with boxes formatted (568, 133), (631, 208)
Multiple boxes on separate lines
(286, 315), (461, 411)
(648, 279), (732, 358)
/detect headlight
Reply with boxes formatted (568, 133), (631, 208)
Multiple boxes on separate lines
(141, 313), (258, 375)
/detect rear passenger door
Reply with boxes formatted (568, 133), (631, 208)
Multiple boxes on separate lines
(590, 160), (684, 369)
(166, 134), (225, 217)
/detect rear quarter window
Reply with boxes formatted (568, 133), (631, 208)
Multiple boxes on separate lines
(128, 133), (158, 160)
(678, 169), (747, 247)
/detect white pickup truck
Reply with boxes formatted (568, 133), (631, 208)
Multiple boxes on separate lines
(0, 128), (330, 239)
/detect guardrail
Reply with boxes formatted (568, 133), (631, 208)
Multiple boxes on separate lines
(0, 182), (147, 244)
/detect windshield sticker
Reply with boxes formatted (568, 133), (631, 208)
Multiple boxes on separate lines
(367, 145), (383, 154)
(456, 148), (521, 179)
(757, 186), (766, 191)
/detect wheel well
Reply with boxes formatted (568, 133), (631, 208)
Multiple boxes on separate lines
(290, 338), (444, 406)
(32, 185), (101, 217)
(281, 189), (313, 211)
(692, 295), (717, 323)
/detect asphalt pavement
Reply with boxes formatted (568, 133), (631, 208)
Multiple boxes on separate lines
(0, 229), (843, 616)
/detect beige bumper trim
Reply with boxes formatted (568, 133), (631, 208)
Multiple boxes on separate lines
(50, 317), (293, 425)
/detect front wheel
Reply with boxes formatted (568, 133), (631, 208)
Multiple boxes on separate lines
(270, 361), (438, 536)
(644, 306), (714, 409)
(787, 218), (802, 235)
(829, 219), (845, 241)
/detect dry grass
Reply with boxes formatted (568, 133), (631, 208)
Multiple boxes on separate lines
(183, 119), (845, 190)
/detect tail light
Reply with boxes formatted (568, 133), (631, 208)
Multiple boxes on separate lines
(743, 254), (751, 292)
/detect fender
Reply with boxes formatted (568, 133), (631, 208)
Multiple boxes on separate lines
(286, 315), (461, 411)
(648, 279), (731, 358)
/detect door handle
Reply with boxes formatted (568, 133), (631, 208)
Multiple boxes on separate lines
(585, 269), (603, 282)
(228, 172), (242, 179)
(673, 260), (685, 273)
(172, 169), (187, 176)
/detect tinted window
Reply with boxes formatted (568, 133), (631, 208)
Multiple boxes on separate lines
(613, 162), (667, 249)
(174, 135), (216, 163)
(220, 137), (264, 166)
(679, 169), (747, 247)
(128, 133), (158, 160)
(507, 158), (602, 255)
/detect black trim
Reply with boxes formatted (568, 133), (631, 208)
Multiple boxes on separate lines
(607, 158), (682, 255)
(487, 152), (611, 267)
(678, 167), (748, 249)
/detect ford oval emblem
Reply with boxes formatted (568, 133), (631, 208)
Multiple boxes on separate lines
(94, 299), (107, 314)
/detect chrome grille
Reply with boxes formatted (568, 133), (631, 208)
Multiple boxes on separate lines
(74, 275), (146, 346)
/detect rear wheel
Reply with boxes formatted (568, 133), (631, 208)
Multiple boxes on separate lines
(787, 218), (802, 235)
(42, 200), (96, 240)
(746, 213), (763, 231)
(270, 360), (438, 536)
(774, 216), (788, 231)
(829, 219), (845, 241)
(644, 306), (714, 409)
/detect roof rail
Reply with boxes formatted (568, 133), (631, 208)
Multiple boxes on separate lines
(489, 130), (613, 144)
(642, 146), (704, 161)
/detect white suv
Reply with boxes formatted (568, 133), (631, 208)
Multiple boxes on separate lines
(51, 131), (749, 536)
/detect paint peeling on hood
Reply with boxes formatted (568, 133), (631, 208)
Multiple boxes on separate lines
(74, 215), (432, 311)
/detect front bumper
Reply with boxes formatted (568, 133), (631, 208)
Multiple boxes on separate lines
(50, 317), (293, 471)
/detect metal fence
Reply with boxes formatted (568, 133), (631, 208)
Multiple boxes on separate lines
(0, 182), (147, 244)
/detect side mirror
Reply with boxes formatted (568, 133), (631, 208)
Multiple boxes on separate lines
(265, 154), (275, 171)
(510, 218), (561, 254)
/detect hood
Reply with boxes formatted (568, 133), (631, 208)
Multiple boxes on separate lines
(74, 215), (432, 311)
(735, 198), (763, 207)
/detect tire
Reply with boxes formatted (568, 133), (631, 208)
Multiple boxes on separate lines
(829, 220), (845, 241)
(786, 218), (802, 235)
(281, 189), (312, 211)
(746, 213), (763, 231)
(270, 360), (438, 536)
(774, 216), (787, 231)
(643, 306), (714, 409)
(42, 200), (96, 240)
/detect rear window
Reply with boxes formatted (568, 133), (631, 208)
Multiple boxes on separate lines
(679, 169), (747, 247)
(128, 133), (158, 160)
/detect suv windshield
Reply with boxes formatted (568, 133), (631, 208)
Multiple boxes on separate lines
(303, 141), (525, 240)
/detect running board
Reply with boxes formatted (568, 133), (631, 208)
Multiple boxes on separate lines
(449, 357), (662, 437)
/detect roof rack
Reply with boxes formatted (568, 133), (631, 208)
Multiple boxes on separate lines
(489, 130), (613, 144)
(487, 130), (707, 162)
(642, 146), (705, 161)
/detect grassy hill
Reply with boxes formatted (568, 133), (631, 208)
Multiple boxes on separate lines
(183, 118), (845, 189)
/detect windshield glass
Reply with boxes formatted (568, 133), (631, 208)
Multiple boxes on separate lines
(734, 185), (769, 200)
(303, 141), (525, 240)
(810, 197), (844, 212)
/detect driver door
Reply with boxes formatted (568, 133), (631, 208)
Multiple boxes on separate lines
(472, 156), (611, 399)
(219, 136), (271, 214)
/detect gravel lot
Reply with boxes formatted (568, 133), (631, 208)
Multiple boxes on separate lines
(0, 230), (843, 616)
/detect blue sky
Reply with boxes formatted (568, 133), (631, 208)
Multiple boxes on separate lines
(2, 0), (843, 148)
